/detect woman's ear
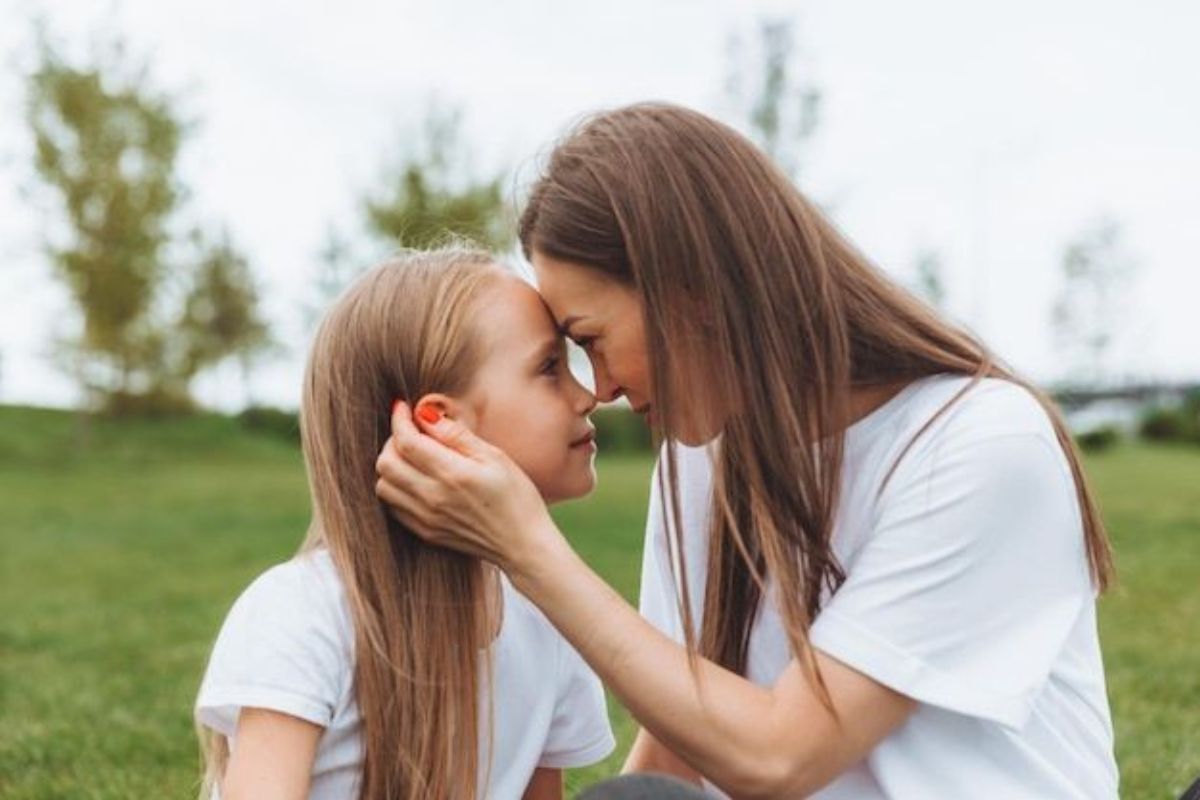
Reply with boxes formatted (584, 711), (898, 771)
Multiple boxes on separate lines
(413, 393), (477, 432)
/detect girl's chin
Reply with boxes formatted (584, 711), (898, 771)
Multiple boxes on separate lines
(542, 471), (597, 505)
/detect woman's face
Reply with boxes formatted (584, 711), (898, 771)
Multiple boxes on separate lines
(531, 250), (721, 446)
(532, 251), (654, 416)
(451, 273), (599, 504)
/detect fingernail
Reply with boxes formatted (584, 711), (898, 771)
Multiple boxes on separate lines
(416, 405), (441, 424)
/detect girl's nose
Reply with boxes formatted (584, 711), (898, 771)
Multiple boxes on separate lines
(571, 377), (599, 414)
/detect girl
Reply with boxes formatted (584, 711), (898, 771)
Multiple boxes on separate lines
(195, 248), (615, 800)
(375, 104), (1120, 798)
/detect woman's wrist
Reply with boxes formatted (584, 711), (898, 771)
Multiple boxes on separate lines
(504, 517), (579, 601)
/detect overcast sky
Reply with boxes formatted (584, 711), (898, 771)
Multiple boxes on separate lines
(2, 0), (1197, 410)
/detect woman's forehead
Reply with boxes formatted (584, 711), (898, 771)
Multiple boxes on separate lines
(531, 252), (628, 324)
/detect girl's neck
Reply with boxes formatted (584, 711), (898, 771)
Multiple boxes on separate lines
(480, 562), (505, 646)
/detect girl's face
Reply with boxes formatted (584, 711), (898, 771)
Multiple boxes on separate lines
(531, 250), (721, 446)
(441, 273), (599, 504)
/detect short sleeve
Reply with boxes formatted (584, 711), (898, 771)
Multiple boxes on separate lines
(810, 431), (1093, 730)
(637, 442), (715, 644)
(638, 458), (686, 643)
(538, 638), (616, 768)
(195, 560), (349, 737)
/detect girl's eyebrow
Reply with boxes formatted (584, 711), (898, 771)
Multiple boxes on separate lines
(527, 337), (560, 366)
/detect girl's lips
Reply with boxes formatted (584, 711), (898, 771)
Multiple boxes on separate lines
(569, 429), (596, 448)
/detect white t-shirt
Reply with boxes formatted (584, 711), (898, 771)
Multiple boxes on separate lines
(639, 375), (1118, 799)
(196, 548), (614, 800)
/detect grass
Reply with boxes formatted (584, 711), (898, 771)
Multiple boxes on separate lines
(0, 405), (1196, 798)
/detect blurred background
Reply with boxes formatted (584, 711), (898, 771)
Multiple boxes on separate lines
(0, 0), (1196, 797)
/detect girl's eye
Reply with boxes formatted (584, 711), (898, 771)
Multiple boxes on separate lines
(540, 356), (560, 377)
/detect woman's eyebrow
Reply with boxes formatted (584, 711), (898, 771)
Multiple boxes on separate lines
(556, 315), (585, 337)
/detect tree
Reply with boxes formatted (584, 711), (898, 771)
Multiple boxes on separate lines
(306, 103), (513, 331)
(724, 16), (821, 181)
(1051, 217), (1137, 388)
(363, 103), (512, 253)
(912, 248), (947, 310)
(302, 225), (364, 330)
(25, 29), (271, 414)
(176, 230), (275, 401)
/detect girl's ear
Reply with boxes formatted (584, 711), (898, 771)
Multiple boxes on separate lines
(413, 393), (477, 432)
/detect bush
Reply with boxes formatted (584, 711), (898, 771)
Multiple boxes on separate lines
(238, 405), (300, 444)
(103, 388), (196, 417)
(592, 406), (654, 454)
(1076, 426), (1121, 453)
(1138, 406), (1198, 443)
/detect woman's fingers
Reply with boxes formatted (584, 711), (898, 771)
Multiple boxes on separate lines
(413, 408), (495, 461)
(376, 436), (444, 504)
(374, 477), (436, 537)
(388, 400), (471, 479)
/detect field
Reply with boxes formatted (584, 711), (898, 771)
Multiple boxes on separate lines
(0, 405), (1197, 798)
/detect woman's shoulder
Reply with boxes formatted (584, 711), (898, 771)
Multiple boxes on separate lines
(880, 374), (1059, 448)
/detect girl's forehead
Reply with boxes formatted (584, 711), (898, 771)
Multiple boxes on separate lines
(477, 274), (560, 343)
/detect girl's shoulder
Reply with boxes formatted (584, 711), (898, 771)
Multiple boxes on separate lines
(223, 548), (351, 645)
(198, 548), (353, 735)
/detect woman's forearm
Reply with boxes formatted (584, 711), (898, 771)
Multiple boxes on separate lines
(622, 728), (704, 785)
(509, 527), (807, 798)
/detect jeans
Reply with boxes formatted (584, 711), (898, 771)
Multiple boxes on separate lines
(577, 774), (710, 799)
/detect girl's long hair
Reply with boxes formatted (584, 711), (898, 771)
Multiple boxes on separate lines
(199, 247), (500, 799)
(519, 103), (1114, 691)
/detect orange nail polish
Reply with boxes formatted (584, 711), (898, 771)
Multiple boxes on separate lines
(416, 405), (441, 424)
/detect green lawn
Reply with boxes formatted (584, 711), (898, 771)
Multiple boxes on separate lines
(0, 405), (1196, 798)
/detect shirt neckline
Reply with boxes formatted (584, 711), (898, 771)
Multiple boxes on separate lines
(844, 375), (939, 442)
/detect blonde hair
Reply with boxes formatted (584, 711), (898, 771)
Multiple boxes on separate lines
(199, 246), (502, 799)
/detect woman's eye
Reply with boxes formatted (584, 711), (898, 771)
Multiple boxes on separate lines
(541, 357), (560, 376)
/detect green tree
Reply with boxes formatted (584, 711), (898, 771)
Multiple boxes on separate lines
(363, 103), (512, 253)
(175, 230), (275, 400)
(306, 103), (512, 330)
(912, 248), (947, 310)
(25, 30), (271, 414)
(724, 16), (821, 180)
(1051, 217), (1137, 388)
(303, 224), (370, 331)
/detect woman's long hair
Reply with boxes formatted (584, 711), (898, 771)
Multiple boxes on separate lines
(199, 247), (501, 799)
(519, 102), (1114, 693)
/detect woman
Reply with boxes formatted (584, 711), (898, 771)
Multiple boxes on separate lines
(374, 104), (1119, 798)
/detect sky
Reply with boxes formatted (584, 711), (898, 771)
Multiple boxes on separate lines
(1, 0), (1197, 410)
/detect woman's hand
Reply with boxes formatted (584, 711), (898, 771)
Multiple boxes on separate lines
(374, 401), (560, 573)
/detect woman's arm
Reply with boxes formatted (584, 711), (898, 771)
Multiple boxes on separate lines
(220, 707), (322, 800)
(515, 531), (914, 799)
(623, 728), (703, 785)
(522, 767), (563, 800)
(375, 405), (916, 799)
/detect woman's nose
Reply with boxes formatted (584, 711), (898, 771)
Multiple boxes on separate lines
(591, 364), (623, 403)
